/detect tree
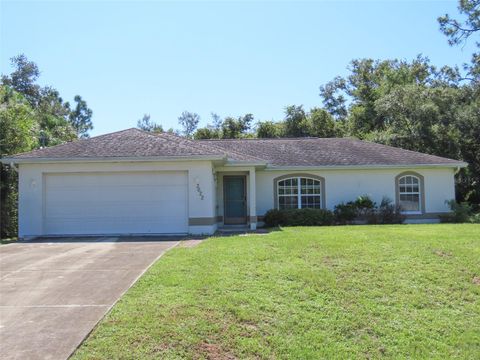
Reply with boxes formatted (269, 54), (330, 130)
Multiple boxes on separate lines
(68, 95), (93, 138)
(1, 54), (40, 106)
(1, 55), (92, 144)
(136, 114), (163, 133)
(284, 105), (309, 137)
(308, 108), (338, 138)
(0, 86), (38, 238)
(0, 55), (94, 238)
(221, 114), (253, 139)
(256, 120), (283, 138)
(194, 126), (220, 139)
(178, 111), (200, 138)
(439, 0), (480, 81)
(193, 113), (223, 139)
(319, 56), (458, 136)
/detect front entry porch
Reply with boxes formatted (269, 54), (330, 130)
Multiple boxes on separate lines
(223, 175), (247, 225)
(215, 167), (257, 230)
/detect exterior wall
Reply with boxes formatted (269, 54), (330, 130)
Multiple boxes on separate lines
(18, 160), (217, 238)
(255, 167), (456, 218)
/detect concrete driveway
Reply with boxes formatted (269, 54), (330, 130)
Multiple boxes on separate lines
(0, 237), (180, 360)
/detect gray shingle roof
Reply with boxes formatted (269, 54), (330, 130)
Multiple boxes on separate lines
(199, 137), (465, 167)
(9, 129), (257, 161)
(6, 128), (465, 167)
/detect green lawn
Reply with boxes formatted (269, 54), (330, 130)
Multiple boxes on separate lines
(73, 224), (480, 359)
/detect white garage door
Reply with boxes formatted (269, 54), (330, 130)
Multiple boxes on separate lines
(44, 172), (188, 235)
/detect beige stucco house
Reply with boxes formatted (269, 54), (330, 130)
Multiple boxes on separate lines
(2, 128), (466, 238)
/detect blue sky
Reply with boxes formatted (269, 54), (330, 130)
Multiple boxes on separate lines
(1, 1), (474, 136)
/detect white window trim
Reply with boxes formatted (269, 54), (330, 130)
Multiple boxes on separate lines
(277, 176), (322, 210)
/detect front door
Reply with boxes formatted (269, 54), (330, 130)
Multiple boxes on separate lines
(223, 176), (247, 224)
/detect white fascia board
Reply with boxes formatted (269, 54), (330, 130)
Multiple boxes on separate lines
(223, 161), (267, 167)
(0, 155), (227, 164)
(264, 163), (468, 171)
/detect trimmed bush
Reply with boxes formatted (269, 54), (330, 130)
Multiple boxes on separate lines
(264, 195), (405, 228)
(334, 202), (357, 224)
(264, 208), (334, 227)
(375, 197), (405, 224)
(263, 208), (287, 227)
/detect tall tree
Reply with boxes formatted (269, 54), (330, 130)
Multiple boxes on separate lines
(256, 120), (283, 138)
(308, 108), (338, 138)
(221, 114), (253, 139)
(178, 111), (200, 138)
(439, 0), (480, 81)
(136, 114), (163, 133)
(0, 55), (94, 238)
(1, 54), (40, 106)
(68, 95), (93, 138)
(284, 105), (309, 137)
(0, 86), (38, 238)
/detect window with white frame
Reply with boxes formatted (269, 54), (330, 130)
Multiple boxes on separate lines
(398, 175), (421, 212)
(277, 177), (322, 209)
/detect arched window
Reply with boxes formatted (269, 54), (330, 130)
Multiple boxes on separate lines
(396, 173), (424, 213)
(276, 176), (324, 209)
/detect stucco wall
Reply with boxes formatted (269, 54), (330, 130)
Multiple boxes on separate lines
(18, 160), (217, 238)
(255, 167), (456, 216)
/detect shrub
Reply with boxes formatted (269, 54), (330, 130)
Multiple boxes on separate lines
(354, 195), (376, 220)
(376, 197), (405, 224)
(264, 208), (334, 227)
(354, 195), (376, 210)
(469, 212), (480, 223)
(285, 208), (335, 226)
(264, 209), (287, 227)
(441, 200), (473, 223)
(334, 202), (357, 224)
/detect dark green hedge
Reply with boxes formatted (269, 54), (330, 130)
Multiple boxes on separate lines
(264, 208), (335, 227)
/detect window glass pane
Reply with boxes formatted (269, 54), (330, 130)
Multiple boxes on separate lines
(279, 196), (298, 209)
(399, 194), (420, 211)
(301, 195), (321, 209)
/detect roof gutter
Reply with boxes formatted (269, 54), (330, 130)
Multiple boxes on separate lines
(0, 155), (228, 164)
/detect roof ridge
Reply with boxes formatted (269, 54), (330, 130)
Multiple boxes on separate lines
(147, 131), (265, 162)
(198, 137), (321, 141)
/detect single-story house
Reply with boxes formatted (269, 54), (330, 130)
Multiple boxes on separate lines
(2, 128), (467, 238)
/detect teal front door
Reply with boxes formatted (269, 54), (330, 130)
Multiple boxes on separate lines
(224, 176), (247, 224)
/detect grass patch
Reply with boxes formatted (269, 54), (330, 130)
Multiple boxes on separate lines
(1, 238), (17, 245)
(73, 224), (480, 359)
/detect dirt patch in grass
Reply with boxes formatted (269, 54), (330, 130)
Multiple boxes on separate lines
(473, 276), (480, 285)
(433, 249), (453, 258)
(195, 343), (236, 360)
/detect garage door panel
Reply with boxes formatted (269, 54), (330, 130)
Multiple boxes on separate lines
(44, 172), (188, 235)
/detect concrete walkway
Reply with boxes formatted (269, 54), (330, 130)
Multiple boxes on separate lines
(0, 237), (180, 360)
